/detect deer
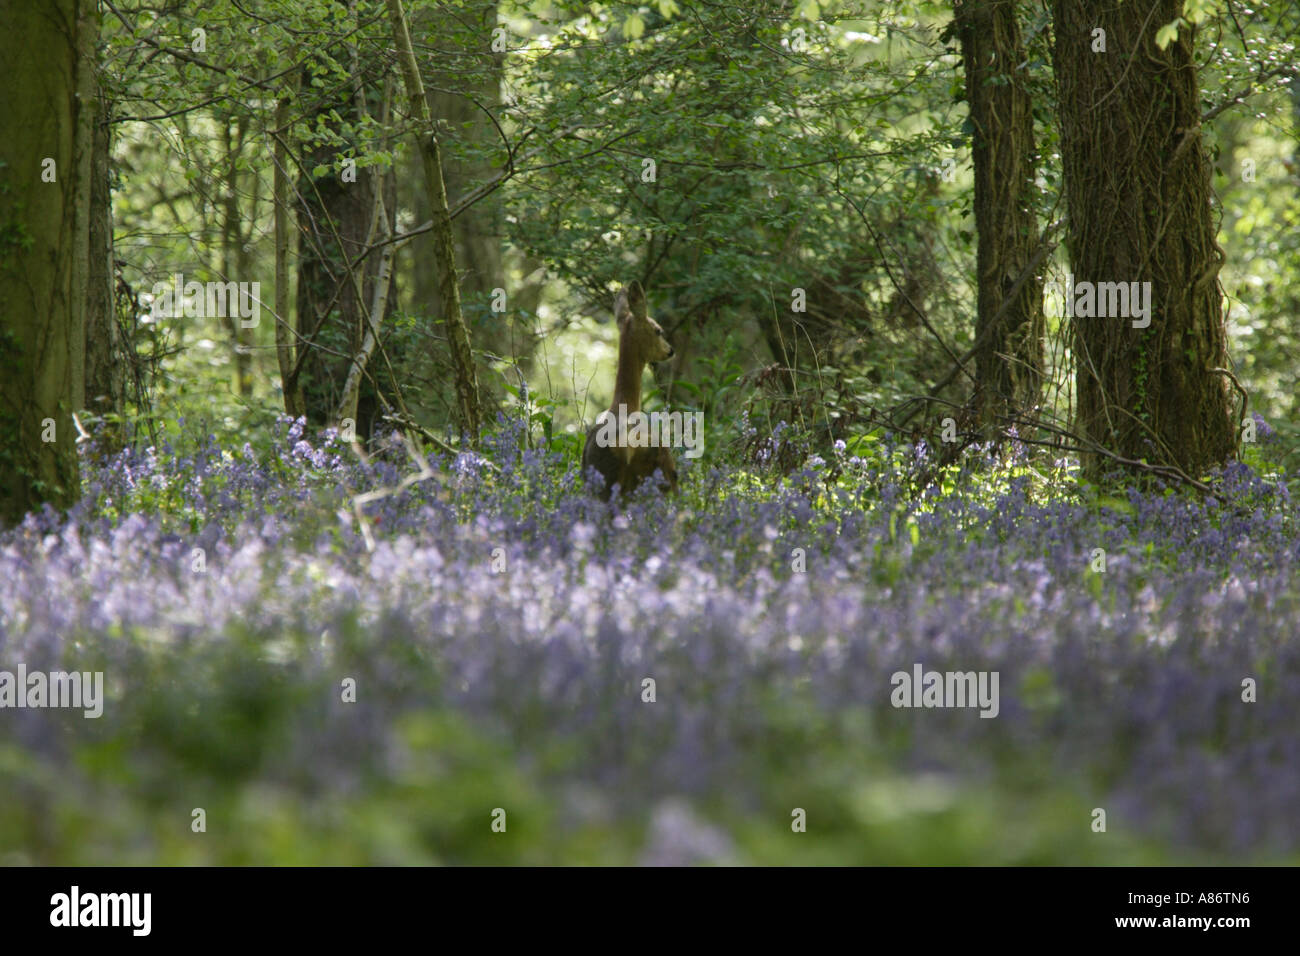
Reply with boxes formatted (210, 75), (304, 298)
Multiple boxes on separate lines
(581, 280), (679, 500)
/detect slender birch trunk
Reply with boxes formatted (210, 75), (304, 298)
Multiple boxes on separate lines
(384, 0), (482, 443)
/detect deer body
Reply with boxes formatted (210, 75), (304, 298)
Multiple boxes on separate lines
(581, 281), (678, 500)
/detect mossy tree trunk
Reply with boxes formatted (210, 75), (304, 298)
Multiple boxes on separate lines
(0, 0), (93, 523)
(955, 0), (1045, 427)
(1052, 0), (1235, 477)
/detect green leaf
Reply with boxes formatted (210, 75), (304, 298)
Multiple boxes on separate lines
(1155, 19), (1184, 50)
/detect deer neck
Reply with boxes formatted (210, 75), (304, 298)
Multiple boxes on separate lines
(605, 338), (647, 465)
(611, 339), (644, 417)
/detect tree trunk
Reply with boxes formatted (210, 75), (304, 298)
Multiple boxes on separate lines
(0, 0), (92, 522)
(385, 0), (482, 443)
(413, 3), (510, 365)
(334, 190), (398, 427)
(295, 73), (397, 441)
(85, 80), (123, 451)
(1052, 0), (1235, 476)
(221, 116), (254, 398)
(955, 0), (1044, 427)
(274, 89), (305, 419)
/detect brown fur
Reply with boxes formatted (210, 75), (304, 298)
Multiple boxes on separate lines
(581, 280), (678, 500)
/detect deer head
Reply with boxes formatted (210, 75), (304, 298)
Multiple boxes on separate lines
(615, 280), (673, 366)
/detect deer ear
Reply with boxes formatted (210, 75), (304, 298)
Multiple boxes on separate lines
(614, 289), (632, 323)
(624, 280), (647, 317)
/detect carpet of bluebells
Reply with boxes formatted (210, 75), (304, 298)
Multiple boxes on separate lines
(1, 414), (1298, 864)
